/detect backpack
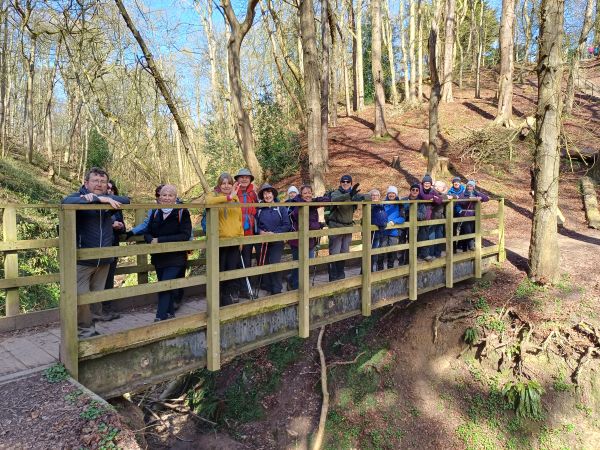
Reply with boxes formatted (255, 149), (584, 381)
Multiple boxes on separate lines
(153, 209), (184, 223)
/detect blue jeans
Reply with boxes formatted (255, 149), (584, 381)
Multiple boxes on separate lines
(155, 265), (185, 320)
(289, 246), (316, 290)
(371, 230), (385, 271)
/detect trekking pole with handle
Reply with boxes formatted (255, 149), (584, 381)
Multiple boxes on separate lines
(239, 251), (254, 299)
(253, 242), (269, 299)
(311, 239), (321, 286)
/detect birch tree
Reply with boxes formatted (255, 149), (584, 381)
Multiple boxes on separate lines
(372, 0), (388, 136)
(441, 0), (456, 102)
(427, 0), (443, 175)
(494, 0), (515, 127)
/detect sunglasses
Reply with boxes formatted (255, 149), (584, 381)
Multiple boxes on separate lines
(341, 180), (352, 184)
(410, 188), (419, 192)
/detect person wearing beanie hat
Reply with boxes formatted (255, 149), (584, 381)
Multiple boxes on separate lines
(417, 176), (443, 261)
(254, 183), (291, 296)
(327, 174), (368, 281)
(287, 186), (299, 200)
(455, 179), (489, 252)
(383, 186), (405, 269)
(448, 177), (465, 199)
(234, 168), (259, 297)
(369, 189), (388, 272)
(398, 183), (423, 265)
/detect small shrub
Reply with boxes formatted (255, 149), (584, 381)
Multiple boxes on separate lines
(464, 327), (479, 346)
(552, 372), (572, 392)
(502, 380), (544, 419)
(515, 278), (543, 299)
(80, 401), (105, 420)
(473, 296), (490, 312)
(44, 363), (69, 383)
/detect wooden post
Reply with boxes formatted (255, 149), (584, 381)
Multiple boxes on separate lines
(361, 203), (372, 316)
(408, 202), (418, 300)
(498, 199), (506, 262)
(474, 200), (482, 278)
(135, 208), (149, 284)
(2, 207), (19, 316)
(445, 201), (454, 288)
(205, 207), (221, 371)
(298, 204), (310, 337)
(59, 208), (79, 379)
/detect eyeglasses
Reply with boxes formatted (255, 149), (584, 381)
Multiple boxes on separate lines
(89, 179), (108, 185)
(410, 188), (419, 192)
(341, 180), (352, 184)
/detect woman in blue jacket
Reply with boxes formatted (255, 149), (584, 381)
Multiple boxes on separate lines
(255, 184), (292, 295)
(383, 186), (406, 269)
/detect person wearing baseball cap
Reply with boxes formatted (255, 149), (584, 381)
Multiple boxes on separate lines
(327, 174), (368, 280)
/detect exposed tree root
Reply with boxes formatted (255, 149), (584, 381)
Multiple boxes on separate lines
(312, 326), (329, 450)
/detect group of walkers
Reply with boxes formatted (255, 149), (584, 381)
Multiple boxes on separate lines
(63, 166), (488, 336)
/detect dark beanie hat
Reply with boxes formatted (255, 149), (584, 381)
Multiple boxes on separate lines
(410, 182), (420, 190)
(422, 174), (433, 183)
(340, 174), (352, 183)
(452, 176), (461, 184)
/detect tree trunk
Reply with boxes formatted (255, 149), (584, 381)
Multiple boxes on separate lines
(456, 0), (467, 88)
(24, 34), (37, 164)
(221, 0), (264, 183)
(114, 0), (211, 192)
(409, 0), (417, 101)
(417, 0), (423, 102)
(340, 5), (352, 116)
(427, 0), (443, 175)
(372, 0), (388, 136)
(199, 0), (224, 125)
(475, 0), (483, 99)
(522, 0), (532, 62)
(352, 0), (365, 111)
(329, 3), (338, 127)
(565, 0), (594, 114)
(300, 0), (326, 195)
(399, 0), (410, 101)
(383, 0), (398, 105)
(528, 0), (564, 283)
(0, 0), (9, 158)
(441, 0), (456, 102)
(495, 0), (515, 126)
(321, 0), (330, 153)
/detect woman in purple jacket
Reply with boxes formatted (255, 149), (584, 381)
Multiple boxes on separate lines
(288, 185), (330, 290)
(418, 174), (443, 261)
(455, 180), (489, 252)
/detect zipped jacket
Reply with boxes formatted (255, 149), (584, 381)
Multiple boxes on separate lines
(455, 190), (490, 217)
(383, 196), (406, 237)
(62, 186), (130, 266)
(236, 184), (259, 236)
(144, 208), (192, 268)
(255, 201), (292, 234)
(288, 196), (329, 248)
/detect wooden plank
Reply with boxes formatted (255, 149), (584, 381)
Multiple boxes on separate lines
(219, 260), (297, 282)
(59, 208), (79, 379)
(497, 199), (506, 263)
(452, 233), (477, 242)
(297, 204), (310, 338)
(370, 243), (410, 256)
(0, 238), (58, 251)
(3, 207), (19, 316)
(79, 312), (208, 359)
(307, 225), (361, 238)
(475, 202), (482, 278)
(408, 202), (417, 300)
(361, 204), (372, 317)
(220, 231), (297, 246)
(135, 209), (149, 284)
(0, 273), (59, 289)
(415, 237), (446, 248)
(307, 251), (362, 266)
(205, 208), (220, 371)
(77, 239), (205, 260)
(445, 202), (454, 288)
(78, 274), (207, 305)
(221, 292), (299, 322)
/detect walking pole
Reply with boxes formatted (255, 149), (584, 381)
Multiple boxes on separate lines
(254, 242), (269, 299)
(239, 251), (254, 299)
(311, 240), (321, 286)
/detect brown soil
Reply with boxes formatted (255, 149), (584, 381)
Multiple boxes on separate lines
(0, 372), (139, 449)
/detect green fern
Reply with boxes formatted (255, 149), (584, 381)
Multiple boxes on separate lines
(464, 327), (479, 346)
(502, 380), (544, 419)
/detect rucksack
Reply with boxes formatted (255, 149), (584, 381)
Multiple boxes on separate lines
(153, 208), (184, 223)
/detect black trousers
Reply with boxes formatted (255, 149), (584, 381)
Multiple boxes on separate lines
(258, 242), (284, 294)
(219, 245), (241, 306)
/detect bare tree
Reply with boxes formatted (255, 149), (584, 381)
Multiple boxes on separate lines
(474, 0), (484, 99)
(383, 0), (398, 105)
(300, 0), (327, 195)
(565, 0), (594, 114)
(409, 0), (417, 101)
(441, 0), (456, 102)
(427, 0), (443, 175)
(351, 0), (364, 111)
(221, 0), (263, 183)
(114, 0), (210, 192)
(417, 0), (423, 101)
(372, 0), (388, 136)
(528, 0), (564, 283)
(0, 0), (9, 157)
(399, 0), (409, 101)
(322, 0), (330, 155)
(494, 0), (515, 127)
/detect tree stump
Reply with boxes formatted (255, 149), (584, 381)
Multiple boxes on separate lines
(580, 176), (600, 229)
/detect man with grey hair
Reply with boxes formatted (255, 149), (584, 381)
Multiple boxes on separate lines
(62, 167), (130, 337)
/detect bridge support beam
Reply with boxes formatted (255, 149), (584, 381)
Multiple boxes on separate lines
(298, 205), (310, 338)
(206, 208), (221, 371)
(361, 204), (372, 316)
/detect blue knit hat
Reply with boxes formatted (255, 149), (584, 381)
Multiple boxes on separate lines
(422, 174), (433, 183)
(467, 180), (476, 188)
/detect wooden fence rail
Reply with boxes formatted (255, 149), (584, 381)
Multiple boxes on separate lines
(1, 198), (505, 381)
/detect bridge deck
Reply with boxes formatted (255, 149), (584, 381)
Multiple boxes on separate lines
(0, 265), (349, 382)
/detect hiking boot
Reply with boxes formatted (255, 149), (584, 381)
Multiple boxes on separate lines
(92, 311), (121, 322)
(456, 248), (464, 253)
(78, 325), (99, 338)
(424, 256), (434, 262)
(440, 251), (447, 258)
(468, 242), (476, 251)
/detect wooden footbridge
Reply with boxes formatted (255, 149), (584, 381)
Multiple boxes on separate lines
(0, 199), (505, 398)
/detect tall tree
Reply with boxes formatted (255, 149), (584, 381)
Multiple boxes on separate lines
(565, 0), (594, 114)
(474, 0), (484, 99)
(427, 0), (443, 175)
(399, 0), (410, 100)
(495, 0), (515, 126)
(372, 0), (388, 136)
(383, 0), (398, 105)
(409, 0), (417, 101)
(417, 0), (423, 101)
(0, 0), (9, 157)
(300, 0), (327, 195)
(351, 0), (364, 111)
(321, 0), (330, 155)
(528, 0), (564, 283)
(441, 0), (456, 102)
(221, 0), (263, 183)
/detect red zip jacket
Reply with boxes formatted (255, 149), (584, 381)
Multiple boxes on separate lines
(236, 184), (258, 236)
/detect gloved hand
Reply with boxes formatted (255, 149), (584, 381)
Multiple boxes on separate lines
(350, 183), (361, 197)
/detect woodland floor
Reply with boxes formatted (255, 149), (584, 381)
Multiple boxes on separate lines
(143, 71), (600, 449)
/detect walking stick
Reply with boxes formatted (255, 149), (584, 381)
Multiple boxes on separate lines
(253, 242), (269, 299)
(311, 240), (321, 286)
(239, 251), (254, 299)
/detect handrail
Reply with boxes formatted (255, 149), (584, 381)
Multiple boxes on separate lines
(1, 198), (505, 380)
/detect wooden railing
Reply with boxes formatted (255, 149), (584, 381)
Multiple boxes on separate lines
(1, 198), (505, 382)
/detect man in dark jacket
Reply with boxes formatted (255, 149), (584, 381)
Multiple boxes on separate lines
(327, 174), (369, 281)
(62, 167), (130, 337)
